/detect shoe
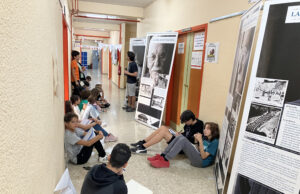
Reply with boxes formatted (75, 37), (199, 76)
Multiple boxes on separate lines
(122, 105), (129, 110)
(147, 154), (163, 162)
(104, 134), (118, 143)
(126, 107), (136, 112)
(98, 156), (108, 163)
(150, 159), (170, 168)
(131, 146), (147, 154)
(130, 140), (144, 147)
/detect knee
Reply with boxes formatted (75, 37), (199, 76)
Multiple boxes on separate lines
(159, 125), (169, 132)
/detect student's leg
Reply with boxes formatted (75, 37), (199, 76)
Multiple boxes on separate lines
(93, 140), (106, 158)
(144, 125), (167, 142)
(163, 136), (191, 160)
(131, 96), (136, 108)
(128, 96), (132, 107)
(181, 143), (203, 168)
(143, 126), (173, 148)
(93, 124), (109, 137)
(77, 146), (93, 165)
(162, 135), (184, 155)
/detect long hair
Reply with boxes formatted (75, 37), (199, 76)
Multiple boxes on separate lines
(205, 122), (219, 141)
(65, 100), (74, 114)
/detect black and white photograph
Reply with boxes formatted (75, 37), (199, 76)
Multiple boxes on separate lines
(137, 113), (149, 123)
(234, 174), (283, 194)
(222, 132), (232, 168)
(253, 78), (288, 107)
(151, 95), (164, 110)
(139, 84), (153, 98)
(246, 103), (281, 141)
(132, 45), (146, 79)
(136, 32), (178, 129)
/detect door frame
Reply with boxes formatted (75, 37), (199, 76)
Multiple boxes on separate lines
(165, 23), (208, 126)
(62, 14), (69, 102)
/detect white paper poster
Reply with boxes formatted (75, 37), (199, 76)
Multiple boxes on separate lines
(214, 2), (262, 193)
(205, 42), (219, 63)
(178, 42), (185, 54)
(129, 38), (146, 80)
(193, 32), (205, 50)
(285, 5), (300, 23)
(191, 51), (203, 69)
(135, 32), (178, 129)
(227, 1), (300, 194)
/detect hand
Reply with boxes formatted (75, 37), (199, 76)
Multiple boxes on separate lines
(96, 120), (102, 125)
(175, 132), (181, 137)
(124, 70), (129, 75)
(97, 131), (104, 138)
(194, 133), (202, 142)
(82, 66), (86, 71)
(75, 81), (79, 86)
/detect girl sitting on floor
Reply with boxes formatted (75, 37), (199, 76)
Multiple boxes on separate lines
(148, 122), (219, 168)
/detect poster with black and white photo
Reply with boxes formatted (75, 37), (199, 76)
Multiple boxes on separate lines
(135, 32), (178, 129)
(227, 1), (300, 194)
(215, 2), (262, 193)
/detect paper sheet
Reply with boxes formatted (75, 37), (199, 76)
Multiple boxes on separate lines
(83, 128), (95, 141)
(54, 168), (76, 194)
(127, 179), (153, 194)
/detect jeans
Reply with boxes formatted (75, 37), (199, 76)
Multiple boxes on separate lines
(93, 124), (109, 137)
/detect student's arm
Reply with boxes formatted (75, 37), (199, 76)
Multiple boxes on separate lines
(77, 133), (103, 147)
(77, 122), (97, 131)
(194, 133), (210, 159)
(125, 71), (138, 77)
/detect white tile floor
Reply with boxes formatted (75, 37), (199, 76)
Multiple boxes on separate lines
(68, 70), (217, 194)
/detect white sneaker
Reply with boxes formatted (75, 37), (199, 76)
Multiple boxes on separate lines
(102, 122), (107, 127)
(98, 156), (108, 163)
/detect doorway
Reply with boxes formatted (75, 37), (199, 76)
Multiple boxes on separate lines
(166, 24), (207, 130)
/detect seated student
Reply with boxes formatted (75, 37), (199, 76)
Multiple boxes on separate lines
(81, 143), (131, 194)
(83, 96), (118, 143)
(80, 80), (90, 91)
(95, 84), (110, 108)
(86, 75), (92, 83)
(70, 95), (84, 120)
(90, 88), (104, 113)
(64, 112), (106, 165)
(65, 100), (102, 132)
(79, 89), (90, 111)
(131, 110), (204, 154)
(148, 122), (219, 168)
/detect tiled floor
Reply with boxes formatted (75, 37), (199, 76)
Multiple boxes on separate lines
(68, 69), (217, 194)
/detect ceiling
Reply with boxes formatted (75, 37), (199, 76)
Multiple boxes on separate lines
(79, 0), (155, 8)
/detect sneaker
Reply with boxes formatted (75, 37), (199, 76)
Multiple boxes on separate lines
(101, 122), (107, 128)
(150, 159), (170, 168)
(126, 107), (136, 112)
(130, 140), (144, 147)
(104, 134), (118, 143)
(122, 105), (129, 110)
(98, 156), (108, 163)
(147, 154), (163, 162)
(131, 146), (147, 154)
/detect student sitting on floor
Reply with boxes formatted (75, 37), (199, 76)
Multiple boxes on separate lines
(79, 89), (90, 111)
(130, 110), (204, 154)
(148, 122), (219, 168)
(64, 112), (106, 165)
(95, 84), (110, 108)
(90, 88), (104, 113)
(81, 143), (131, 194)
(70, 95), (84, 120)
(65, 100), (103, 134)
(82, 96), (118, 143)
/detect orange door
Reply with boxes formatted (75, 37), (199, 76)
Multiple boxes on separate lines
(170, 34), (188, 125)
(62, 15), (69, 101)
(187, 30), (206, 117)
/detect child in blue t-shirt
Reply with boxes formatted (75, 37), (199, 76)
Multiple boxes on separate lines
(148, 122), (219, 168)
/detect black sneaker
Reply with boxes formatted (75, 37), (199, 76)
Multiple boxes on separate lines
(131, 146), (147, 154)
(122, 106), (129, 110)
(130, 140), (144, 147)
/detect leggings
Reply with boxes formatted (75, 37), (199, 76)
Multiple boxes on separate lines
(163, 135), (203, 168)
(76, 138), (106, 165)
(93, 124), (109, 137)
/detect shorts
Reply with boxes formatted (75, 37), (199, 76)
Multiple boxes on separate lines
(126, 83), (136, 97)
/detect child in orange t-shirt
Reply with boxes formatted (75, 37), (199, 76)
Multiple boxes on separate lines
(71, 50), (80, 95)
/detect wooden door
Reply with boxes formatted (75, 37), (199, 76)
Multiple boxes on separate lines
(169, 34), (188, 126)
(186, 30), (206, 117)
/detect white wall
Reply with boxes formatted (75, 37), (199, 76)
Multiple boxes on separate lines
(0, 0), (68, 193)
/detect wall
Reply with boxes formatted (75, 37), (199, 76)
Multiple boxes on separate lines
(137, 0), (252, 126)
(0, 0), (68, 193)
(109, 30), (121, 85)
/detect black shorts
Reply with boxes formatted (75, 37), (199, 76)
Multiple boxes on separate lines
(167, 135), (176, 144)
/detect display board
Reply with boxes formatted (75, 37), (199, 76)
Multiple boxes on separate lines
(129, 38), (146, 79)
(214, 2), (262, 193)
(135, 32), (178, 128)
(227, 1), (300, 193)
